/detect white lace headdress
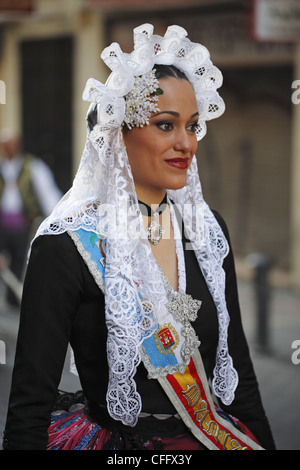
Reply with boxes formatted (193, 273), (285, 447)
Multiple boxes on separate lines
(34, 24), (238, 426)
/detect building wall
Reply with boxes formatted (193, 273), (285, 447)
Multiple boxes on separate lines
(0, 1), (298, 285)
(0, 5), (108, 177)
(291, 44), (300, 289)
(198, 66), (292, 269)
(106, 5), (294, 273)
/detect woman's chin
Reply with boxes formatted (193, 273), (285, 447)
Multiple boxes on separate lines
(166, 177), (188, 191)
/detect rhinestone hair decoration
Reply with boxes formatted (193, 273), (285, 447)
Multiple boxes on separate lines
(124, 69), (161, 129)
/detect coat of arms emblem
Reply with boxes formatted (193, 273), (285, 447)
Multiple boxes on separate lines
(154, 323), (179, 355)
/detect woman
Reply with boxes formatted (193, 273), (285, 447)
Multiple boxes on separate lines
(3, 24), (275, 450)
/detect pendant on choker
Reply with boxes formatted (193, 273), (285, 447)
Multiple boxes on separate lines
(138, 194), (167, 245)
(147, 211), (164, 245)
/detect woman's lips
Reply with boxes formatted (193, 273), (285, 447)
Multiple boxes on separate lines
(165, 158), (189, 169)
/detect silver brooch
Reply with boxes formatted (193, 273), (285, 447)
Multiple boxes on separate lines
(166, 291), (202, 324)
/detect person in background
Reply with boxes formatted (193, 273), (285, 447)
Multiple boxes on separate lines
(0, 128), (62, 305)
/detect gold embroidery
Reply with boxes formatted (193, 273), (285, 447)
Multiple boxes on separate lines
(182, 380), (247, 450)
(182, 381), (201, 408)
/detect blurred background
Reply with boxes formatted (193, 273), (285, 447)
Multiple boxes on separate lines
(0, 0), (299, 450)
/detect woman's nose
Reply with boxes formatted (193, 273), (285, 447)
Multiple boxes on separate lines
(174, 129), (193, 154)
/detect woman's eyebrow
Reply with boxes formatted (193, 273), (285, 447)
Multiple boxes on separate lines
(153, 111), (199, 118)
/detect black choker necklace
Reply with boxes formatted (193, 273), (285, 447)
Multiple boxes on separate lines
(138, 194), (168, 245)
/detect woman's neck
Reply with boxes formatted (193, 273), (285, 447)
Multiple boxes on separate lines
(135, 187), (167, 210)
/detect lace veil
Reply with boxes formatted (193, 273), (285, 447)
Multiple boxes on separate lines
(34, 24), (238, 426)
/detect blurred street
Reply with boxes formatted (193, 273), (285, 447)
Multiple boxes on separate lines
(237, 279), (300, 451)
(0, 0), (299, 454)
(0, 276), (299, 451)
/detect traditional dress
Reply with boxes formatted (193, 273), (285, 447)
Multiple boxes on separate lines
(4, 211), (274, 450)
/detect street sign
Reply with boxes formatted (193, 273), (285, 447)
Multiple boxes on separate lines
(253, 0), (300, 42)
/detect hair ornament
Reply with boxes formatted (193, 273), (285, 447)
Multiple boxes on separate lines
(123, 69), (162, 129)
(83, 23), (225, 147)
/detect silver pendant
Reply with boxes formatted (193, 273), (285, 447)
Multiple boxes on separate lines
(147, 212), (164, 245)
(166, 290), (202, 363)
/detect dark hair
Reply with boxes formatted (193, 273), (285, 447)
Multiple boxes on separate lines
(154, 64), (188, 82)
(87, 105), (98, 133)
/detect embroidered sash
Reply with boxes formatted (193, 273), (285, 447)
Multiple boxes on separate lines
(158, 351), (263, 450)
(69, 228), (264, 450)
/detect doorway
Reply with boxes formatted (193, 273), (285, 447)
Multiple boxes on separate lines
(20, 36), (73, 193)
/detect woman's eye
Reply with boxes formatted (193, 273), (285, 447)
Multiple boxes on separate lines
(187, 122), (199, 133)
(156, 122), (173, 131)
(155, 121), (199, 133)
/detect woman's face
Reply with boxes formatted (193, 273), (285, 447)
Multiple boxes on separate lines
(123, 77), (199, 202)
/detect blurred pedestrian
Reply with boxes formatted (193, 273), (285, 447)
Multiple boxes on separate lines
(0, 128), (62, 305)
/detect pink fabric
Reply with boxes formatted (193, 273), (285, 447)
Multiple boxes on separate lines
(47, 406), (259, 450)
(0, 211), (27, 229)
(47, 408), (204, 450)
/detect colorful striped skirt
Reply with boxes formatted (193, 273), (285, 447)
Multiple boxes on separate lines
(47, 391), (259, 451)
